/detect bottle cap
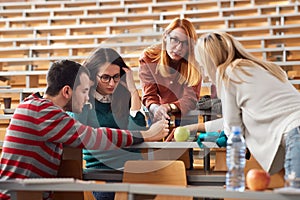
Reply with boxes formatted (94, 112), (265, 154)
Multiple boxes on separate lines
(231, 126), (241, 135)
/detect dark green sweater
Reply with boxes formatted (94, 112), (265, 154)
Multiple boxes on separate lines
(74, 100), (146, 170)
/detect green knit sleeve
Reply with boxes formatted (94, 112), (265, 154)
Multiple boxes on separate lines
(128, 111), (147, 130)
(73, 104), (99, 128)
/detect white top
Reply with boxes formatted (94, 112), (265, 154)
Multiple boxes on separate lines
(205, 118), (224, 133)
(217, 64), (300, 173)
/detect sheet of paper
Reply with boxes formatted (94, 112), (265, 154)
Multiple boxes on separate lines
(274, 187), (300, 194)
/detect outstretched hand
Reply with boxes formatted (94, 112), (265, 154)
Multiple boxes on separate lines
(141, 118), (169, 142)
(152, 104), (170, 123)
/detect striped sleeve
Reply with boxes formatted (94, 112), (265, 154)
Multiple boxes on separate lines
(11, 98), (144, 150)
(35, 105), (144, 150)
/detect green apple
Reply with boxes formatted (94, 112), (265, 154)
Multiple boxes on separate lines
(174, 126), (190, 142)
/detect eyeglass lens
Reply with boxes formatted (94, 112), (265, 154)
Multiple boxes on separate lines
(169, 36), (188, 47)
(98, 74), (120, 83)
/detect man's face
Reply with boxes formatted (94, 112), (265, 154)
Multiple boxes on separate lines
(68, 73), (90, 113)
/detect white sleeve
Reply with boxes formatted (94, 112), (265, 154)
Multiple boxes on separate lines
(204, 118), (224, 132)
(129, 110), (138, 118)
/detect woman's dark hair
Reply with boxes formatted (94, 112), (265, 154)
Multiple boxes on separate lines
(82, 47), (129, 89)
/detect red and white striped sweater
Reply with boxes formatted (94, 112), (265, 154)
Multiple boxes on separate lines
(0, 93), (143, 199)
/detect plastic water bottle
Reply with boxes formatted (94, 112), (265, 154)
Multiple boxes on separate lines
(226, 126), (246, 192)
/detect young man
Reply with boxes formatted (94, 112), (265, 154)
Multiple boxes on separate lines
(0, 60), (169, 200)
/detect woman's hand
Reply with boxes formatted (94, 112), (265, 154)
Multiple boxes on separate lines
(121, 67), (137, 93)
(122, 67), (141, 111)
(152, 104), (171, 123)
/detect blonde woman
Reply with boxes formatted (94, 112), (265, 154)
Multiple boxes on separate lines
(195, 31), (300, 186)
(139, 18), (202, 126)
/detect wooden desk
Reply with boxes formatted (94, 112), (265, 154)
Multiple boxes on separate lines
(56, 147), (84, 200)
(130, 184), (300, 200)
(131, 141), (212, 149)
(0, 179), (299, 200)
(84, 142), (225, 186)
(131, 141), (218, 170)
(0, 141), (224, 187)
(83, 168), (226, 187)
(0, 179), (129, 200)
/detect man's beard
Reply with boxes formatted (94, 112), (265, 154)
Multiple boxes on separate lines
(63, 97), (73, 112)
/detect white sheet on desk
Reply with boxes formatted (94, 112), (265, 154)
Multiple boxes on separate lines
(201, 141), (219, 148)
(274, 187), (300, 194)
(0, 178), (75, 185)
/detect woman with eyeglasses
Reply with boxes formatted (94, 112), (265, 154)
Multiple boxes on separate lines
(139, 18), (202, 169)
(139, 18), (201, 126)
(72, 47), (146, 200)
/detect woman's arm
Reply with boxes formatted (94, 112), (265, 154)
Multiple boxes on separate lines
(180, 118), (224, 134)
(139, 56), (161, 108)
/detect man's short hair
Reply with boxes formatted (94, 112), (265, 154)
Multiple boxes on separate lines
(45, 60), (90, 96)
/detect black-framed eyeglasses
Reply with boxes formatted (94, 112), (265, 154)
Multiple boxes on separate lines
(97, 74), (120, 83)
(168, 35), (188, 47)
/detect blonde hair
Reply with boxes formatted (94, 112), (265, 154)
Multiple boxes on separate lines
(195, 32), (287, 88)
(143, 18), (201, 86)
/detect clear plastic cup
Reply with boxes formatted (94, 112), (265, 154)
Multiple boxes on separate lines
(285, 177), (300, 188)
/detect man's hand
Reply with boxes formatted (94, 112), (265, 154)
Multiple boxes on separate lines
(165, 128), (175, 142)
(141, 119), (169, 142)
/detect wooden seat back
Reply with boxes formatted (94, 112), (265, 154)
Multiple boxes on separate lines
(114, 160), (192, 200)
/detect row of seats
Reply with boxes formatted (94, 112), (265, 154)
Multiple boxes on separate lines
(0, 3), (298, 30)
(0, 0), (291, 12)
(1, 12), (300, 34)
(0, 0), (300, 134)
(0, 2), (298, 82)
(0, 43), (299, 72)
(0, 3), (299, 27)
